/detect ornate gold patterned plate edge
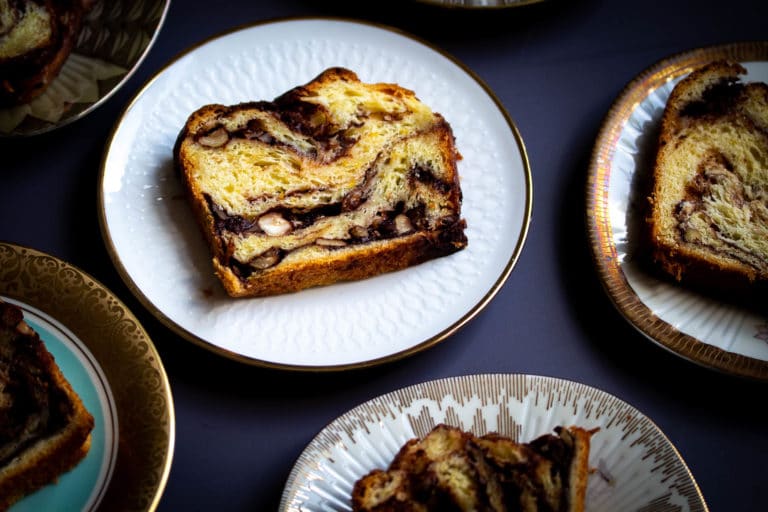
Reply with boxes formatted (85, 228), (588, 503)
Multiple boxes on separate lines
(280, 373), (708, 511)
(0, 242), (175, 511)
(586, 41), (768, 381)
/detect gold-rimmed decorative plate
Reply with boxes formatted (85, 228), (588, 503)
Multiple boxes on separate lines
(280, 373), (707, 511)
(586, 41), (768, 381)
(98, 17), (532, 371)
(0, 242), (174, 511)
(0, 0), (171, 137)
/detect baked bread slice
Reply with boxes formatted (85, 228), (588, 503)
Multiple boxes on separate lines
(175, 67), (467, 297)
(0, 0), (94, 106)
(0, 299), (94, 511)
(351, 423), (596, 512)
(647, 60), (768, 288)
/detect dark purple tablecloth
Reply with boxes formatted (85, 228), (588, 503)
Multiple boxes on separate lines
(2, 1), (766, 510)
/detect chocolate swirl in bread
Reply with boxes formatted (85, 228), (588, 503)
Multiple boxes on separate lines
(351, 424), (595, 512)
(0, 299), (94, 511)
(175, 67), (468, 297)
(647, 60), (768, 289)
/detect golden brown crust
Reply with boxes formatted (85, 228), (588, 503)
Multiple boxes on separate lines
(0, 299), (94, 511)
(0, 0), (94, 107)
(212, 222), (467, 297)
(561, 426), (595, 512)
(175, 67), (467, 297)
(646, 60), (768, 290)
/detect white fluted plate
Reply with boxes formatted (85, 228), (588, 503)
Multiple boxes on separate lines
(98, 17), (532, 370)
(279, 374), (707, 511)
(586, 42), (768, 381)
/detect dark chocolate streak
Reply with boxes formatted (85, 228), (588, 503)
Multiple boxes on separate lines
(229, 210), (466, 277)
(0, 315), (70, 467)
(409, 163), (453, 195)
(205, 155), (445, 237)
(212, 96), (360, 161)
(205, 194), (344, 236)
(680, 79), (745, 119)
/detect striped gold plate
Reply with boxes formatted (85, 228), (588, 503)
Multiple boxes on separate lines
(280, 374), (707, 511)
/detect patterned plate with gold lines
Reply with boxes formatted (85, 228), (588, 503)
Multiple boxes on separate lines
(0, 242), (174, 511)
(586, 42), (768, 381)
(279, 374), (707, 511)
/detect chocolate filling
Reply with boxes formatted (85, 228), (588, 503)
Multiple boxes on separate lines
(0, 305), (71, 467)
(680, 79), (745, 119)
(196, 97), (360, 161)
(409, 163), (453, 195)
(206, 194), (345, 236)
(675, 151), (738, 230)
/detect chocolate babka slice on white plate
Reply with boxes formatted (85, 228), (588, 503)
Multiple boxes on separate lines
(174, 66), (467, 297)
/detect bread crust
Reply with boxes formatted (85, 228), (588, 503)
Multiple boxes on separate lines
(175, 67), (467, 297)
(561, 426), (594, 512)
(0, 300), (94, 511)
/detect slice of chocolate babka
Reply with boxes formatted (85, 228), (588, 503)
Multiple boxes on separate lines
(351, 424), (595, 512)
(647, 60), (768, 288)
(0, 299), (94, 510)
(174, 67), (467, 297)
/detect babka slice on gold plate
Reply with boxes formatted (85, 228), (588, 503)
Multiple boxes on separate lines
(0, 299), (94, 511)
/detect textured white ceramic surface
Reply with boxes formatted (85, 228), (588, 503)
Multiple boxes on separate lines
(100, 18), (531, 368)
(610, 61), (768, 363)
(280, 374), (706, 511)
